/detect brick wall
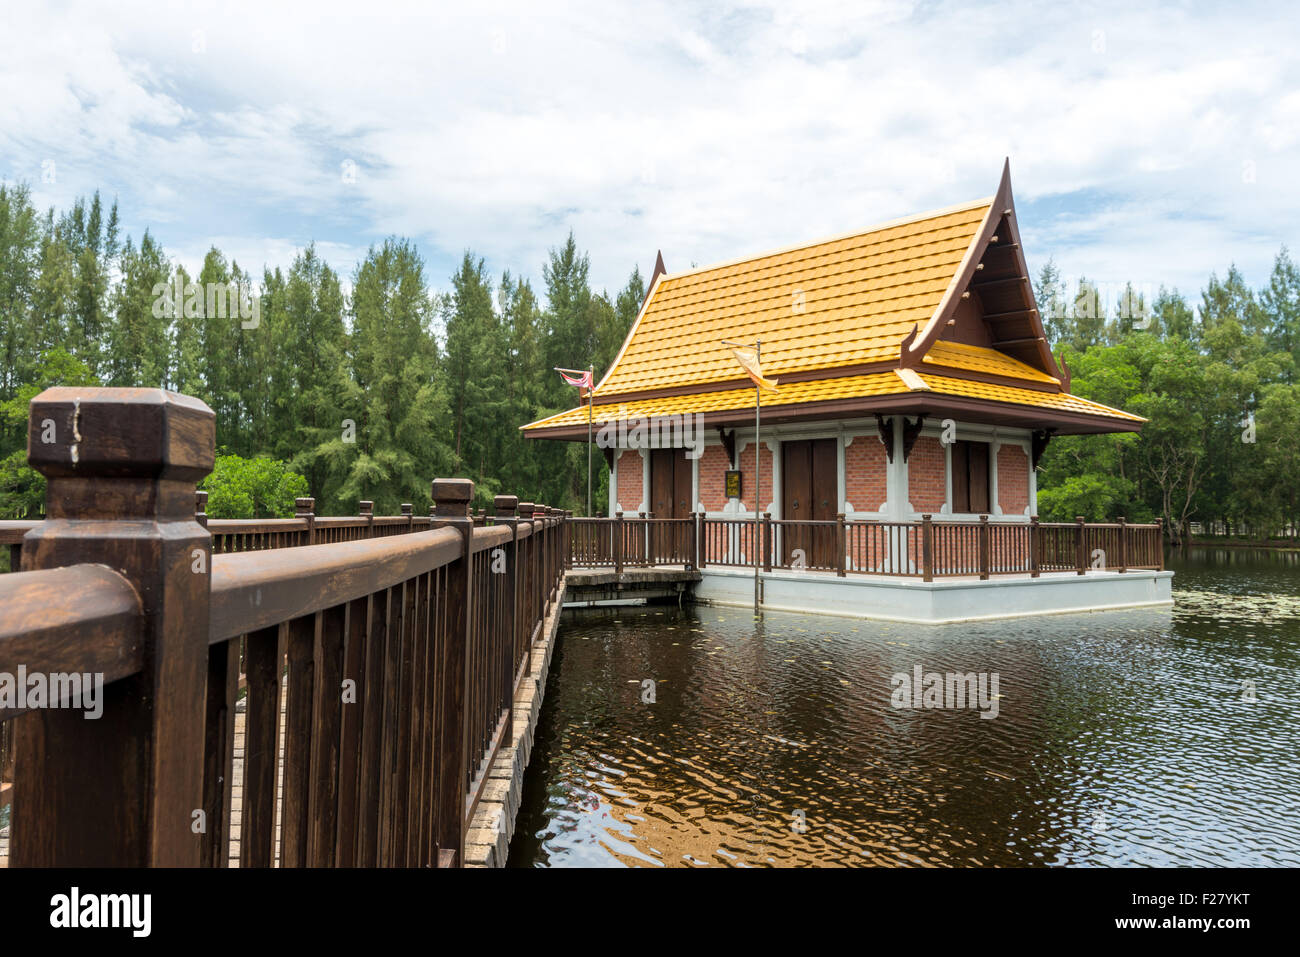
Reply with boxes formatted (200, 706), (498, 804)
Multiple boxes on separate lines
(738, 442), (774, 514)
(845, 433), (887, 512)
(907, 436), (947, 512)
(997, 444), (1029, 515)
(615, 449), (643, 512)
(697, 444), (730, 511)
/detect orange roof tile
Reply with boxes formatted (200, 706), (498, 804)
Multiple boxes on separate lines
(594, 201), (991, 395)
(521, 371), (1144, 432)
(922, 341), (1060, 385)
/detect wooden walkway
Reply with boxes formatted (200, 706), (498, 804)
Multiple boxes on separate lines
(0, 686), (286, 869)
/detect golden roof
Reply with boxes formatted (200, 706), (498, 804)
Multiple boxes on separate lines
(524, 163), (1144, 436)
(521, 371), (1142, 431)
(595, 201), (991, 396)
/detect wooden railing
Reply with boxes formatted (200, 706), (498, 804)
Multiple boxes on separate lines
(0, 387), (567, 866)
(1, 496), (442, 564)
(567, 512), (1164, 580)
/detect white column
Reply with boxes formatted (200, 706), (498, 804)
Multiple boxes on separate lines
(991, 438), (1002, 516)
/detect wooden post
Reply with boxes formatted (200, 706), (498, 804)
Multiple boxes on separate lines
(836, 512), (846, 577)
(296, 496), (316, 545)
(430, 477), (474, 868)
(401, 502), (413, 533)
(921, 514), (934, 582)
(685, 512), (696, 571)
(494, 494), (520, 686)
(1029, 515), (1040, 578)
(14, 387), (214, 866)
(614, 511), (624, 574)
(518, 502), (535, 651)
(763, 512), (773, 572)
(1076, 515), (1086, 575)
(1118, 516), (1128, 573)
(359, 500), (374, 538)
(195, 490), (209, 528)
(696, 511), (706, 570)
(1156, 518), (1165, 571)
(979, 515), (990, 580)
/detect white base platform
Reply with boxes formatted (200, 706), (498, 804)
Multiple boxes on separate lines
(693, 566), (1174, 624)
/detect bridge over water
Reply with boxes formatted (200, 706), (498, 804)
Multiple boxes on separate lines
(0, 387), (1160, 867)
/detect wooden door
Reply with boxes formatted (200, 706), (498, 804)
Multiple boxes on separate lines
(782, 441), (812, 565)
(782, 438), (837, 567)
(650, 448), (691, 560)
(968, 442), (990, 514)
(810, 438), (837, 566)
(952, 440), (990, 514)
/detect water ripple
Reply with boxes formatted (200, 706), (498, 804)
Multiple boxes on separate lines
(509, 551), (1300, 867)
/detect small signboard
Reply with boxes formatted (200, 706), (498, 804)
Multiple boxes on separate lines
(724, 470), (742, 499)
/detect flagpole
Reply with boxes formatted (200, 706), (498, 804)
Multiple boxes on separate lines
(587, 364), (593, 517)
(754, 339), (761, 615)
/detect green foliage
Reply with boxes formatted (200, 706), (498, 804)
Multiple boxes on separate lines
(7, 182), (1293, 537)
(1040, 249), (1300, 540)
(200, 453), (309, 519)
(0, 348), (98, 517)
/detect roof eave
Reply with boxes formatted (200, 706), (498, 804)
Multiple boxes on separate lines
(522, 393), (1144, 441)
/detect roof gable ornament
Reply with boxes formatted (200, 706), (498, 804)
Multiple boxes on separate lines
(902, 159), (1066, 386)
(640, 250), (667, 312)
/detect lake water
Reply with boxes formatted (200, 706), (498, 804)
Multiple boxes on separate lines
(508, 548), (1300, 867)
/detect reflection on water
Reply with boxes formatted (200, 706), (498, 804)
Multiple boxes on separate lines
(508, 548), (1300, 867)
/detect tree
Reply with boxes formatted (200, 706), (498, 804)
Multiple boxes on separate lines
(106, 231), (171, 388)
(0, 348), (98, 518)
(443, 252), (508, 479)
(200, 453), (310, 519)
(340, 239), (452, 512)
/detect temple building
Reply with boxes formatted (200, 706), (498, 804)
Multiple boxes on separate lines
(522, 162), (1144, 551)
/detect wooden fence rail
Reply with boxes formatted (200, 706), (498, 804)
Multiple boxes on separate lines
(0, 387), (565, 867)
(567, 513), (1163, 580)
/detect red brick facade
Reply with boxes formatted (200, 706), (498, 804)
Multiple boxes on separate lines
(997, 443), (1030, 515)
(844, 433), (887, 512)
(907, 436), (947, 512)
(697, 444), (730, 511)
(615, 449), (643, 512)
(738, 441), (774, 513)
(634, 429), (1031, 525)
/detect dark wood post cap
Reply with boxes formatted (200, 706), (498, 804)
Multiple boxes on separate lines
(295, 497), (315, 515)
(400, 503), (413, 516)
(196, 490), (209, 510)
(494, 495), (518, 517)
(27, 386), (214, 480)
(518, 502), (535, 519)
(431, 478), (475, 517)
(358, 500), (374, 516)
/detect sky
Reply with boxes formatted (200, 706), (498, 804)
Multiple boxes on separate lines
(2, 0), (1298, 310)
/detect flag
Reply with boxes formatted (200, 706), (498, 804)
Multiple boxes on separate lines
(556, 367), (594, 397)
(729, 346), (779, 392)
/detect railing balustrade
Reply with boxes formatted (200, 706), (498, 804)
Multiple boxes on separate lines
(0, 387), (565, 866)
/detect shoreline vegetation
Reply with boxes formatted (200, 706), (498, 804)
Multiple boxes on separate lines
(1, 183), (1297, 540)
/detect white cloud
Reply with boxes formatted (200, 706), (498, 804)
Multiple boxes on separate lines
(1, 0), (1297, 302)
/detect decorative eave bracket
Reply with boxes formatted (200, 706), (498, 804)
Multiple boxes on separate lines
(902, 415), (926, 463)
(875, 413), (895, 463)
(1031, 428), (1055, 470)
(717, 427), (737, 468)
